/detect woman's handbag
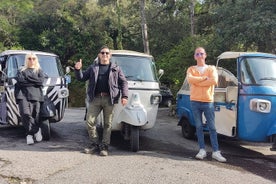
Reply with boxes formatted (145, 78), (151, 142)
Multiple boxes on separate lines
(40, 96), (56, 118)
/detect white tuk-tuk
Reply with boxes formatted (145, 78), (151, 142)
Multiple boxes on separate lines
(82, 50), (162, 152)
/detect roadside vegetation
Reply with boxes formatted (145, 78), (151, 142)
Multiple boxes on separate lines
(0, 0), (275, 106)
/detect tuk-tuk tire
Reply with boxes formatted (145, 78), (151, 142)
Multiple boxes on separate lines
(181, 118), (196, 139)
(271, 135), (276, 151)
(41, 119), (51, 141)
(130, 126), (139, 152)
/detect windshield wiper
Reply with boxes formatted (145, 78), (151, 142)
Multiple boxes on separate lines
(125, 75), (143, 82)
(125, 75), (134, 79)
(259, 77), (276, 81)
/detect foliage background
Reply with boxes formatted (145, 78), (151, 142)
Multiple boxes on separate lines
(0, 0), (275, 106)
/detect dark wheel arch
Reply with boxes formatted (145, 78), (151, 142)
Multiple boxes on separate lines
(271, 134), (276, 151)
(180, 117), (196, 139)
(41, 119), (51, 141)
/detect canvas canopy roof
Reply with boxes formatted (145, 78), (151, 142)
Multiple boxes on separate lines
(217, 51), (275, 60)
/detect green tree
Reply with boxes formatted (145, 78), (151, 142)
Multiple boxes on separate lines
(200, 0), (276, 53)
(156, 35), (212, 95)
(0, 0), (275, 106)
(0, 0), (34, 49)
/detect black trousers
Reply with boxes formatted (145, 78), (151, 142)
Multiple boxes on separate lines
(18, 98), (41, 136)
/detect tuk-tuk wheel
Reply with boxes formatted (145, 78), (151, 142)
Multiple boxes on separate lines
(130, 126), (139, 152)
(41, 119), (51, 141)
(271, 135), (276, 151)
(181, 119), (196, 139)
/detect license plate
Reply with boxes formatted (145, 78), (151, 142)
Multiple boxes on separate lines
(0, 86), (4, 92)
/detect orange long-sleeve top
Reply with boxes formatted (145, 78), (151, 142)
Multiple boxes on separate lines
(186, 65), (218, 102)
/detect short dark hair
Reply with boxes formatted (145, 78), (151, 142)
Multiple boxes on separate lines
(99, 45), (110, 53)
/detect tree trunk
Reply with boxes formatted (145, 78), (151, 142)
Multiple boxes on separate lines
(140, 0), (150, 54)
(116, 0), (123, 50)
(190, 0), (195, 36)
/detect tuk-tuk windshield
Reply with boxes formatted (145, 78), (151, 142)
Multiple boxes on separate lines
(241, 57), (276, 86)
(6, 54), (63, 78)
(111, 55), (158, 82)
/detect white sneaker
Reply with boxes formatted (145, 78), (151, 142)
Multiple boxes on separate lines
(195, 149), (207, 160)
(26, 135), (34, 145)
(34, 128), (43, 142)
(212, 151), (227, 162)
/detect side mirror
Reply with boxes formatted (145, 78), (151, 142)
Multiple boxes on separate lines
(65, 66), (71, 74)
(65, 74), (71, 84)
(158, 69), (164, 79)
(65, 66), (74, 84)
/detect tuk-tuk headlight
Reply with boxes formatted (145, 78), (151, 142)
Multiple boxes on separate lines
(150, 93), (162, 105)
(249, 99), (271, 113)
(58, 88), (69, 98)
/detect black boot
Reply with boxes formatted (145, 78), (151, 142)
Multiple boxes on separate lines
(83, 143), (99, 154)
(99, 144), (108, 156)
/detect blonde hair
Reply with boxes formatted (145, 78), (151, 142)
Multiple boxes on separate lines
(21, 53), (41, 73)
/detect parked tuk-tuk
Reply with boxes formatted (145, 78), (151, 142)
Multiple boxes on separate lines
(177, 51), (276, 150)
(0, 50), (69, 140)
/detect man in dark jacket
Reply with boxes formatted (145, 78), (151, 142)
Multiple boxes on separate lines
(74, 46), (128, 156)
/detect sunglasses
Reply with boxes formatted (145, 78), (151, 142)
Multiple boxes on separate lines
(100, 52), (109, 55)
(28, 57), (36, 60)
(195, 53), (205, 57)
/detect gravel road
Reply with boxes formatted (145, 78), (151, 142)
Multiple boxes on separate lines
(0, 108), (275, 184)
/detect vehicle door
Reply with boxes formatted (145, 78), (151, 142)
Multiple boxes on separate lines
(214, 67), (238, 137)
